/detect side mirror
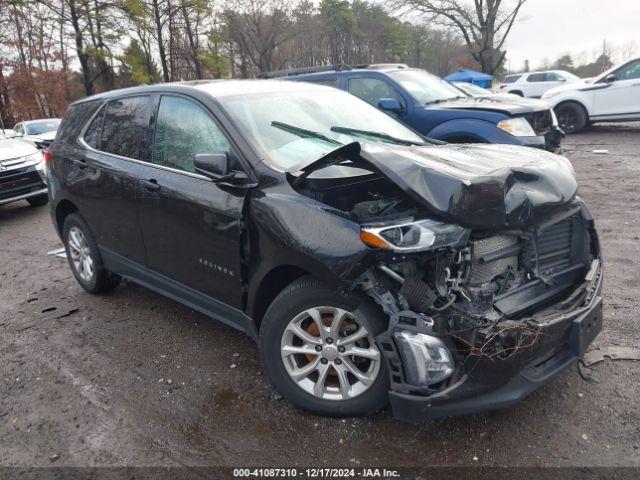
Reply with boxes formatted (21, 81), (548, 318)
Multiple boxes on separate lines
(378, 98), (403, 113)
(559, 77), (567, 82)
(605, 73), (616, 83)
(194, 152), (229, 178)
(194, 152), (256, 187)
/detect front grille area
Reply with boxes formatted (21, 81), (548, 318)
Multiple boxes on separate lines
(523, 218), (574, 276)
(0, 166), (45, 201)
(469, 235), (518, 285)
(524, 109), (553, 134)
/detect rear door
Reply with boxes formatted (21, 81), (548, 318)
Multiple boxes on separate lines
(524, 73), (549, 97)
(73, 95), (153, 264)
(136, 94), (248, 308)
(592, 59), (640, 117)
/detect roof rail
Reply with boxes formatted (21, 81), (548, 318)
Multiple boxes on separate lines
(364, 63), (409, 70)
(259, 64), (353, 79)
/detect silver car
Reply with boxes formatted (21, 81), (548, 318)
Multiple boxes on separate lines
(0, 131), (48, 207)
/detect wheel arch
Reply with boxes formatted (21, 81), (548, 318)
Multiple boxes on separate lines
(248, 264), (313, 330)
(55, 199), (79, 236)
(555, 99), (589, 116)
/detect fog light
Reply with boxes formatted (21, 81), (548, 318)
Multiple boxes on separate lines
(395, 331), (454, 386)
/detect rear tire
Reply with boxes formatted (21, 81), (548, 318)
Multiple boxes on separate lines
(27, 193), (48, 207)
(510, 90), (524, 96)
(62, 213), (121, 294)
(259, 276), (389, 417)
(555, 102), (588, 133)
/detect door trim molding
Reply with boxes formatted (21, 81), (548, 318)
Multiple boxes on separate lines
(100, 247), (257, 339)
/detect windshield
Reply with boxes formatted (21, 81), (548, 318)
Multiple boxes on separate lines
(219, 89), (425, 170)
(387, 69), (466, 104)
(25, 119), (60, 135)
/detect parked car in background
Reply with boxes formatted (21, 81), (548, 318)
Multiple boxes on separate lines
(0, 130), (48, 207)
(542, 57), (640, 133)
(499, 71), (580, 98)
(270, 64), (563, 151)
(48, 80), (602, 420)
(11, 118), (61, 150)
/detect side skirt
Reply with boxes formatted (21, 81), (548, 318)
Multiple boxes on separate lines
(100, 247), (257, 339)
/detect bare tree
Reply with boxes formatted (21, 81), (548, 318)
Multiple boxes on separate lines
(394, 0), (527, 74)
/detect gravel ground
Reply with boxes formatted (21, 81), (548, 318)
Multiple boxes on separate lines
(1, 125), (640, 468)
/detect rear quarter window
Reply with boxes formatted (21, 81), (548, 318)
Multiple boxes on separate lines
(83, 106), (105, 149)
(56, 100), (103, 145)
(503, 75), (522, 83)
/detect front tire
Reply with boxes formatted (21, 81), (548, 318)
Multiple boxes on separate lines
(260, 276), (389, 417)
(62, 213), (121, 294)
(555, 102), (588, 133)
(27, 193), (48, 207)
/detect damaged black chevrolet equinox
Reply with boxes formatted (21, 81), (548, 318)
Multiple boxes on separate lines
(48, 80), (603, 420)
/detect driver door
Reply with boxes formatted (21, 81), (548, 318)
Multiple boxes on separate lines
(136, 94), (248, 309)
(593, 59), (640, 117)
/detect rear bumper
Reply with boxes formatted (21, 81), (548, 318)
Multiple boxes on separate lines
(389, 263), (603, 422)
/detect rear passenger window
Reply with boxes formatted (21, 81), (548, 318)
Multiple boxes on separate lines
(84, 106), (105, 149)
(153, 96), (230, 174)
(101, 96), (153, 161)
(526, 73), (546, 82)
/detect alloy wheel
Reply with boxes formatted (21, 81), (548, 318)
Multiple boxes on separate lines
(67, 226), (94, 282)
(280, 306), (381, 401)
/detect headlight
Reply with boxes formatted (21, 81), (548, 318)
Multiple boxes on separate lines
(394, 331), (455, 386)
(497, 117), (536, 137)
(360, 218), (468, 252)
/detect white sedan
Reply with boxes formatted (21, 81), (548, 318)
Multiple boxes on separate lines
(11, 118), (61, 149)
(542, 57), (640, 133)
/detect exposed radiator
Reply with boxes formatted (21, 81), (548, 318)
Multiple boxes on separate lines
(468, 235), (519, 286)
(523, 218), (573, 276)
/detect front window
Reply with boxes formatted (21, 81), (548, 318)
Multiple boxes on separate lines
(386, 69), (464, 104)
(25, 119), (60, 135)
(616, 60), (640, 80)
(219, 89), (425, 170)
(348, 77), (405, 107)
(153, 96), (230, 173)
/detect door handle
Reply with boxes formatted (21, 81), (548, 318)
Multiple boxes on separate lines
(140, 179), (160, 191)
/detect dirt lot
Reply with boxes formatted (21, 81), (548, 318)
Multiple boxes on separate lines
(1, 125), (640, 469)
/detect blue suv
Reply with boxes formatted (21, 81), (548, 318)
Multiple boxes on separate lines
(269, 64), (563, 151)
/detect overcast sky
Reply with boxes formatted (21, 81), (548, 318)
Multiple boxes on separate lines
(503, 0), (640, 72)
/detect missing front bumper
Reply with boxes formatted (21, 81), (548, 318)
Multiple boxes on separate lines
(386, 264), (603, 421)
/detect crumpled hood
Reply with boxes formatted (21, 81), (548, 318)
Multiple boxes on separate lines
(357, 142), (577, 229)
(427, 96), (550, 115)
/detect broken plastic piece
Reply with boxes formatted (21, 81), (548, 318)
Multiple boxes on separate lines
(582, 346), (640, 366)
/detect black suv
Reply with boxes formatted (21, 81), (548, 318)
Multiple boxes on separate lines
(48, 80), (603, 420)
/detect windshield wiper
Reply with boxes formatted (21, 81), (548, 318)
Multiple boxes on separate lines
(271, 121), (341, 145)
(330, 126), (426, 146)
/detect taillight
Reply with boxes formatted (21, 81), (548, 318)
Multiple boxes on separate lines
(43, 148), (52, 164)
(499, 84), (507, 89)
